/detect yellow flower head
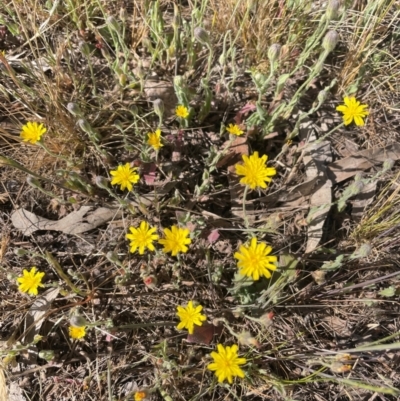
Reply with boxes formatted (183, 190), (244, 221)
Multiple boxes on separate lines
(147, 128), (163, 150)
(134, 391), (149, 401)
(20, 122), (47, 144)
(17, 267), (45, 296)
(336, 96), (369, 126)
(69, 325), (86, 340)
(234, 237), (277, 280)
(207, 344), (247, 384)
(0, 50), (5, 56)
(235, 151), (276, 190)
(226, 123), (244, 136)
(110, 163), (139, 191)
(175, 105), (189, 119)
(176, 300), (207, 334)
(126, 221), (159, 255)
(158, 225), (191, 256)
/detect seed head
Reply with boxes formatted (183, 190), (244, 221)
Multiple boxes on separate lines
(106, 16), (120, 33)
(322, 30), (339, 52)
(194, 27), (210, 46)
(326, 0), (340, 20)
(70, 315), (87, 327)
(268, 44), (281, 63)
(153, 98), (164, 119)
(67, 102), (83, 117)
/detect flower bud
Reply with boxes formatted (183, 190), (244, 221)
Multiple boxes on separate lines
(95, 176), (110, 190)
(39, 350), (55, 361)
(326, 0), (340, 20)
(119, 7), (128, 22)
(153, 98), (164, 119)
(317, 90), (328, 104)
(67, 102), (83, 117)
(194, 27), (210, 46)
(14, 248), (28, 256)
(77, 118), (93, 135)
(119, 73), (127, 87)
(143, 274), (158, 289)
(383, 158), (395, 172)
(70, 315), (87, 327)
(106, 251), (121, 264)
(268, 44), (281, 63)
(238, 330), (259, 347)
(322, 30), (339, 52)
(106, 16), (120, 33)
(26, 175), (41, 189)
(78, 41), (91, 57)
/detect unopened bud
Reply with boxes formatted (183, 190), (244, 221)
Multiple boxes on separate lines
(95, 176), (110, 190)
(67, 102), (83, 117)
(326, 0), (340, 20)
(119, 7), (128, 22)
(317, 90), (328, 104)
(39, 350), (55, 361)
(106, 16), (120, 33)
(77, 118), (93, 134)
(27, 175), (41, 189)
(153, 98), (164, 119)
(259, 312), (274, 328)
(238, 331), (259, 348)
(143, 275), (158, 289)
(78, 41), (91, 57)
(119, 73), (127, 87)
(194, 27), (210, 46)
(14, 248), (28, 256)
(70, 315), (87, 327)
(383, 158), (395, 172)
(268, 44), (281, 63)
(322, 30), (339, 52)
(106, 251), (122, 265)
(330, 361), (352, 373)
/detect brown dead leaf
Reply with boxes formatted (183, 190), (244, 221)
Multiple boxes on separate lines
(22, 288), (59, 364)
(327, 143), (400, 183)
(11, 206), (120, 236)
(304, 141), (333, 254)
(144, 80), (177, 117)
(351, 181), (377, 222)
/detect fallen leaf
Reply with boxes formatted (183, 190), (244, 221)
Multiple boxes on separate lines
(351, 181), (377, 222)
(22, 288), (59, 365)
(11, 206), (120, 236)
(327, 143), (400, 183)
(187, 322), (222, 345)
(304, 141), (333, 253)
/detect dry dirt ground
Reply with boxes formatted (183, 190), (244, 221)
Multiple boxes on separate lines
(1, 1), (400, 400)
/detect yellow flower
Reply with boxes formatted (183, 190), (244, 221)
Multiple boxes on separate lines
(207, 344), (247, 384)
(69, 326), (86, 340)
(336, 96), (369, 126)
(147, 129), (163, 150)
(176, 300), (207, 334)
(0, 50), (5, 56)
(20, 122), (47, 144)
(235, 151), (276, 190)
(134, 391), (149, 401)
(175, 105), (189, 119)
(126, 221), (159, 254)
(110, 163), (139, 191)
(234, 237), (277, 280)
(226, 123), (244, 136)
(158, 225), (191, 256)
(17, 267), (45, 296)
